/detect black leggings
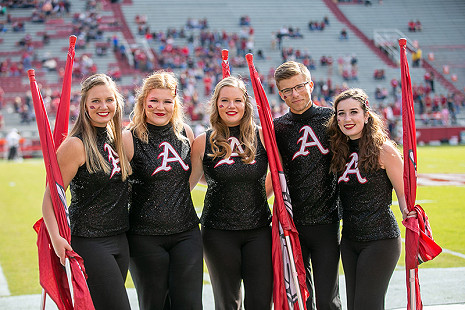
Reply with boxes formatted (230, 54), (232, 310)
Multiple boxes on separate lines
(202, 226), (272, 310)
(71, 233), (130, 310)
(297, 222), (342, 310)
(128, 227), (203, 310)
(341, 236), (401, 310)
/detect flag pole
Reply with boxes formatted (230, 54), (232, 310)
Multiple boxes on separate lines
(40, 289), (46, 310)
(284, 231), (304, 310)
(28, 69), (78, 309)
(245, 53), (306, 309)
(65, 258), (74, 306)
(409, 269), (416, 310)
(399, 38), (417, 310)
(221, 49), (231, 78)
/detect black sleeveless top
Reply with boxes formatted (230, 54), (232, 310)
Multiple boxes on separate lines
(69, 127), (130, 237)
(338, 139), (400, 241)
(129, 123), (199, 235)
(274, 104), (339, 226)
(201, 126), (271, 230)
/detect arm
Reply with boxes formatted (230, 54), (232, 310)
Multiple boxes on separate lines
(258, 127), (275, 199)
(265, 171), (274, 199)
(380, 141), (416, 220)
(42, 137), (85, 265)
(122, 129), (134, 162)
(183, 123), (195, 146)
(189, 132), (206, 191)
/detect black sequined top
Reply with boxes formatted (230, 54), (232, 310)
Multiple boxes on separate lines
(338, 139), (400, 242)
(129, 123), (199, 235)
(69, 127), (130, 237)
(274, 104), (339, 226)
(201, 126), (271, 230)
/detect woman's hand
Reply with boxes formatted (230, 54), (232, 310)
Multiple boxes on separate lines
(402, 208), (417, 220)
(50, 235), (73, 266)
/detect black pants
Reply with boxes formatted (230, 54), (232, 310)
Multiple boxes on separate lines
(341, 236), (401, 310)
(8, 146), (17, 160)
(297, 222), (342, 310)
(202, 226), (272, 310)
(128, 226), (203, 310)
(71, 233), (130, 310)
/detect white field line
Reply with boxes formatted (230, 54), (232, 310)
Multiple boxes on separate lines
(401, 238), (465, 260)
(0, 264), (11, 296)
(418, 173), (465, 186)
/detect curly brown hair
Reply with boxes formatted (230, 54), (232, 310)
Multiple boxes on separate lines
(327, 88), (389, 174)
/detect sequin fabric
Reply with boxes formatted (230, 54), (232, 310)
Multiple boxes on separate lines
(129, 123), (199, 235)
(274, 104), (339, 226)
(69, 127), (130, 237)
(201, 126), (271, 230)
(338, 139), (400, 242)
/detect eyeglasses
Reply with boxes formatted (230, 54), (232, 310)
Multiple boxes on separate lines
(280, 81), (309, 97)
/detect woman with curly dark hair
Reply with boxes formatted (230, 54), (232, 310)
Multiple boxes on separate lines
(328, 88), (415, 310)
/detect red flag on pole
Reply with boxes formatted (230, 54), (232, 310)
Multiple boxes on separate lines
(398, 38), (442, 310)
(245, 53), (308, 310)
(53, 35), (76, 146)
(222, 49), (231, 79)
(29, 68), (94, 308)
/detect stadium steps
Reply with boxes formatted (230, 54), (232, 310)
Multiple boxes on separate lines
(337, 0), (465, 97)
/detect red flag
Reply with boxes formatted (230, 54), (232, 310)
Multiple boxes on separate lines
(29, 69), (94, 309)
(222, 49), (231, 79)
(245, 53), (308, 310)
(399, 38), (441, 310)
(31, 35), (89, 309)
(53, 35), (76, 146)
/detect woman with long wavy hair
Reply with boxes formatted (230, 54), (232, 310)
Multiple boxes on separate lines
(123, 70), (202, 310)
(190, 76), (273, 310)
(328, 88), (415, 310)
(42, 73), (132, 310)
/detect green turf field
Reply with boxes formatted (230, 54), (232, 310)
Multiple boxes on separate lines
(1, 145), (464, 295)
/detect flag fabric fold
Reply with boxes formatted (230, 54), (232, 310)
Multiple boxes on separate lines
(53, 35), (76, 146)
(29, 36), (94, 310)
(221, 49), (231, 79)
(399, 38), (441, 310)
(245, 53), (308, 310)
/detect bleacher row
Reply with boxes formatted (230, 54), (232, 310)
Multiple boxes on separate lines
(0, 0), (464, 156)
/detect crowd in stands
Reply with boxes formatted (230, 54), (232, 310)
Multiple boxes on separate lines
(308, 16), (329, 31)
(408, 20), (422, 32)
(339, 28), (348, 40)
(0, 0), (463, 142)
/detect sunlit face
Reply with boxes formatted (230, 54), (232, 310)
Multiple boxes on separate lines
(85, 84), (117, 127)
(145, 88), (175, 126)
(217, 86), (246, 127)
(336, 98), (369, 140)
(278, 74), (313, 114)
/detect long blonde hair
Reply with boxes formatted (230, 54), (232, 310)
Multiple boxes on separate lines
(328, 88), (389, 174)
(208, 76), (257, 163)
(128, 70), (186, 143)
(69, 73), (131, 180)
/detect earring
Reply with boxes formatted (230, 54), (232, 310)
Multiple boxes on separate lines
(365, 119), (368, 124)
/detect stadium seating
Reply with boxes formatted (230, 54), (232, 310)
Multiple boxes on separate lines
(0, 0), (464, 149)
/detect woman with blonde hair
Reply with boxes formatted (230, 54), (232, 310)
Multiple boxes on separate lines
(190, 76), (273, 310)
(328, 88), (415, 310)
(123, 70), (202, 310)
(42, 73), (132, 310)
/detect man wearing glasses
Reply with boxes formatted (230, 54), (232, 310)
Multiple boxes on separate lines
(273, 61), (341, 310)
